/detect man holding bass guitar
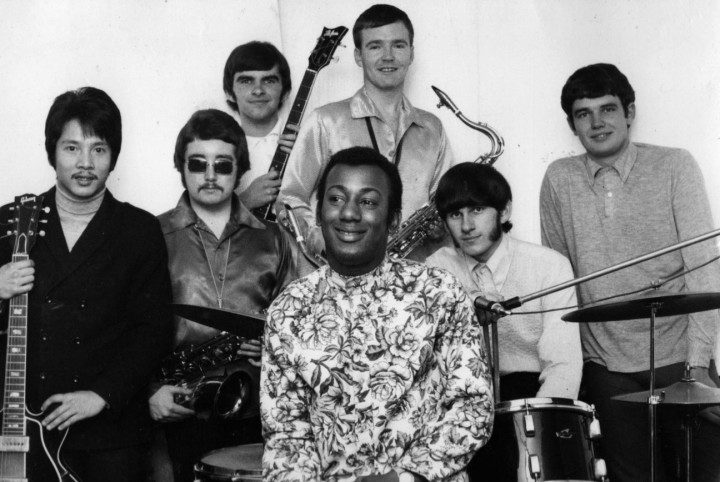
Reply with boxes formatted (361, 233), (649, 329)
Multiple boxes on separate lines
(0, 86), (173, 481)
(223, 41), (298, 212)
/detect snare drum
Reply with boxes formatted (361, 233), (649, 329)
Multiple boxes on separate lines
(468, 398), (606, 482)
(194, 443), (263, 481)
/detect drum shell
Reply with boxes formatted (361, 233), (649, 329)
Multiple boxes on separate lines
(468, 397), (600, 482)
(194, 443), (263, 481)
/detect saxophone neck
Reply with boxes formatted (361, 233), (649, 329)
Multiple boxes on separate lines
(432, 85), (505, 164)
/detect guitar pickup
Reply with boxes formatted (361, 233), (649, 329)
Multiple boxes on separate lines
(0, 435), (29, 452)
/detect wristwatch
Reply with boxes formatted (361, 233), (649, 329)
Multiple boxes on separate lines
(398, 471), (415, 482)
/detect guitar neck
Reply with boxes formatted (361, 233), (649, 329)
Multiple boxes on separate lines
(2, 254), (28, 438)
(257, 68), (318, 221)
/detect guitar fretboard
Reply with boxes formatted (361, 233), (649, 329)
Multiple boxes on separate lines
(2, 253), (28, 436)
(258, 68), (318, 221)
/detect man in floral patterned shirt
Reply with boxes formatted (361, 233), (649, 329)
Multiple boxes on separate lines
(261, 146), (494, 482)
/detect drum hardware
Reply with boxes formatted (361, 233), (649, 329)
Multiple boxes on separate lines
(611, 364), (720, 482)
(564, 293), (720, 482)
(472, 231), (720, 482)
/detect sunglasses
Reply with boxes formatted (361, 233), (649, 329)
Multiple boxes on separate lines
(186, 158), (235, 175)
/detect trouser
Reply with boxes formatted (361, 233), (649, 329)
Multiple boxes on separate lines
(583, 361), (720, 482)
(61, 445), (147, 482)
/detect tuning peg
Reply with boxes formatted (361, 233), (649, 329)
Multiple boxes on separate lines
(332, 56), (340, 63)
(39, 230), (46, 237)
(43, 207), (50, 213)
(339, 43), (347, 48)
(39, 219), (48, 224)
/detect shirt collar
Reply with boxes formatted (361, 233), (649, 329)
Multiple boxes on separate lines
(584, 142), (637, 186)
(349, 87), (426, 129)
(456, 234), (511, 291)
(326, 256), (390, 291)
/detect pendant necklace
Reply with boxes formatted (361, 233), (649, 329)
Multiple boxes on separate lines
(197, 226), (231, 309)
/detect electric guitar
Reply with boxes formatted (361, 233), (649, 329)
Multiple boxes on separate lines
(0, 194), (80, 481)
(253, 25), (349, 222)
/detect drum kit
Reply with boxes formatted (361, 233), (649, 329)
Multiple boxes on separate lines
(474, 289), (720, 482)
(171, 304), (266, 481)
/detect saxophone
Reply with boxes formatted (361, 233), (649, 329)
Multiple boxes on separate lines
(386, 85), (505, 258)
(159, 332), (251, 419)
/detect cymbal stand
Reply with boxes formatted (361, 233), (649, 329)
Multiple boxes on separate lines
(647, 302), (663, 482)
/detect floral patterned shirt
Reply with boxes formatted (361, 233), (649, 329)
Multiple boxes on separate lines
(261, 257), (494, 481)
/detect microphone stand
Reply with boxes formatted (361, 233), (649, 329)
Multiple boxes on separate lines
(484, 227), (720, 313)
(477, 227), (720, 482)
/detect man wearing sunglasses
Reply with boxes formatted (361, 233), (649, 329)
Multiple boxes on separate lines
(150, 109), (298, 481)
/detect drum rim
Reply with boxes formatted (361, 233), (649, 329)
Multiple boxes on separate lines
(495, 397), (593, 414)
(195, 443), (264, 476)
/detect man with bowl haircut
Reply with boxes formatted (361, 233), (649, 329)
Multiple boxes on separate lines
(151, 109), (297, 481)
(0, 86), (173, 481)
(427, 162), (581, 481)
(261, 147), (492, 482)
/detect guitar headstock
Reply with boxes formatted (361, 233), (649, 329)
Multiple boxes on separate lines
(308, 26), (349, 72)
(7, 194), (46, 256)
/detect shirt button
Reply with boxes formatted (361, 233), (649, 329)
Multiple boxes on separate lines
(39, 372), (47, 380)
(79, 300), (87, 309)
(44, 296), (52, 304)
(74, 337), (81, 345)
(72, 376), (80, 384)
(218, 273), (224, 281)
(607, 192), (613, 197)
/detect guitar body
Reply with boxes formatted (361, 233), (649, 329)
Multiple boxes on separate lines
(0, 406), (80, 481)
(0, 194), (80, 481)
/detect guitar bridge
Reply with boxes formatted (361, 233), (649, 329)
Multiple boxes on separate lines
(0, 435), (29, 452)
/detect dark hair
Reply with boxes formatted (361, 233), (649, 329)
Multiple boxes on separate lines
(173, 109), (249, 189)
(223, 41), (292, 111)
(561, 63), (635, 121)
(316, 146), (402, 226)
(45, 87), (122, 169)
(435, 162), (513, 233)
(352, 4), (414, 48)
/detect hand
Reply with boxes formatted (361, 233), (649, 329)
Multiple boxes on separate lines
(693, 367), (720, 425)
(238, 170), (282, 210)
(238, 338), (262, 368)
(277, 124), (299, 154)
(41, 391), (108, 431)
(475, 308), (501, 328)
(148, 384), (196, 422)
(0, 260), (34, 300)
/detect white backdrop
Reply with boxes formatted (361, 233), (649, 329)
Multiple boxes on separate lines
(1, 0), (719, 245)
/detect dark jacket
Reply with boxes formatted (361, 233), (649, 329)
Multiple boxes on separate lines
(0, 188), (173, 450)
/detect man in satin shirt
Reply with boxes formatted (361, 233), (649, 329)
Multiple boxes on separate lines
(277, 4), (454, 261)
(150, 109), (297, 481)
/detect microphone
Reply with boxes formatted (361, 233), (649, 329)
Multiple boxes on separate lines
(474, 296), (512, 316)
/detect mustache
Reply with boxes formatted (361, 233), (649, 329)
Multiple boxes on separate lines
(198, 183), (224, 192)
(72, 172), (98, 179)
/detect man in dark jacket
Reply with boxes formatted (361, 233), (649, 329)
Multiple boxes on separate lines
(0, 86), (173, 481)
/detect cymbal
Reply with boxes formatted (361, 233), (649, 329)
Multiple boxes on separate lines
(612, 379), (720, 407)
(172, 303), (265, 339)
(562, 290), (720, 322)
